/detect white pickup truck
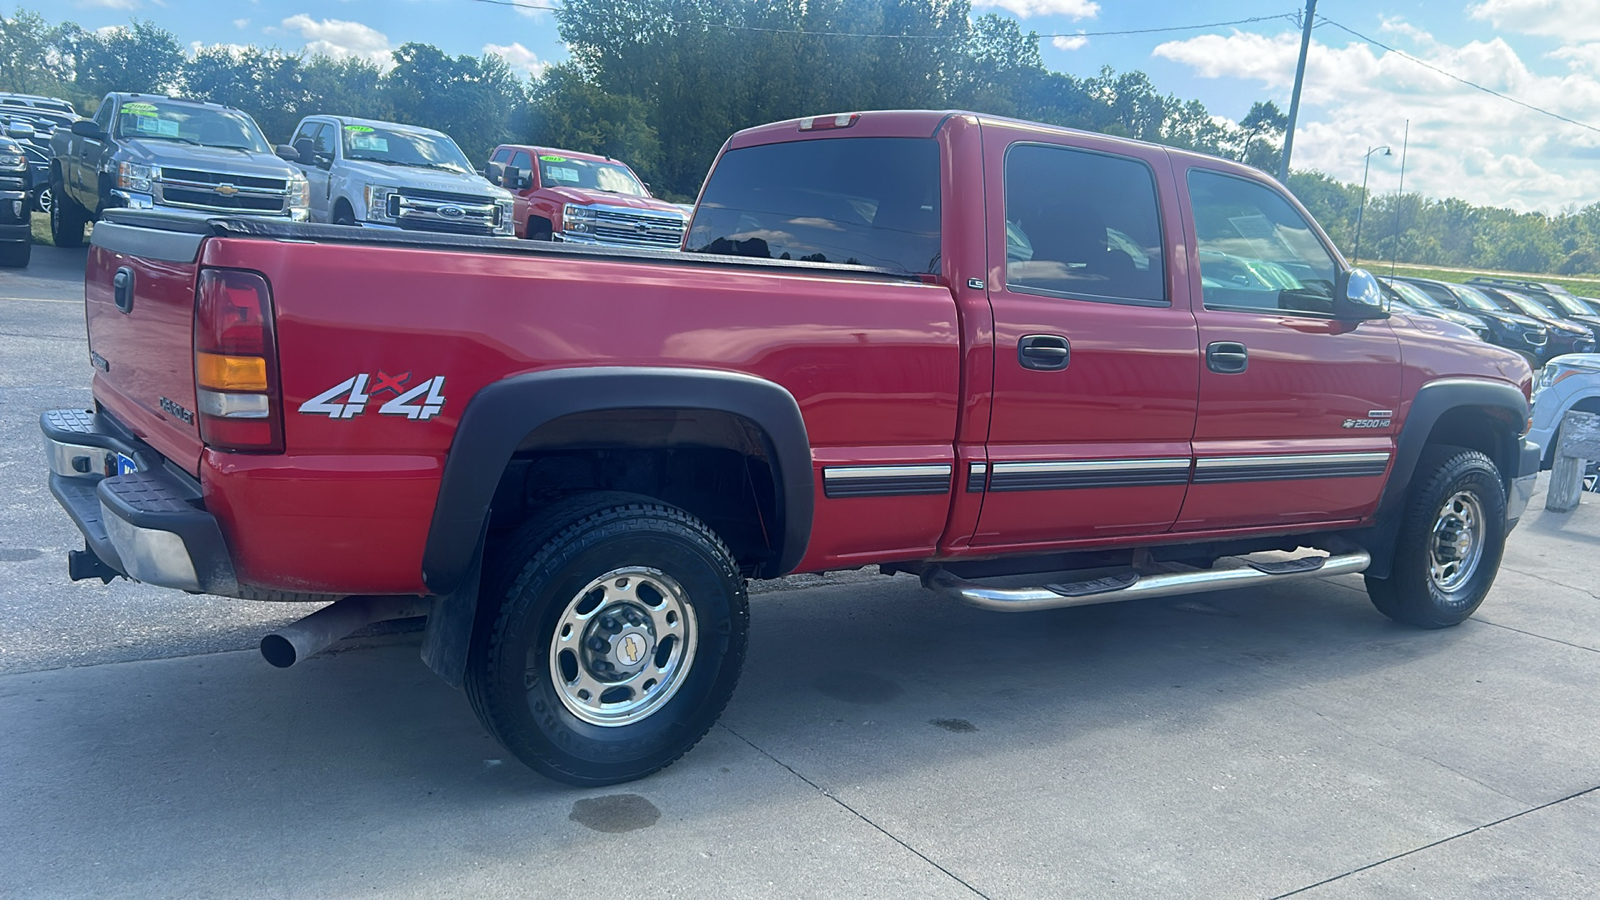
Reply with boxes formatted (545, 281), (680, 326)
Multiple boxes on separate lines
(287, 115), (515, 236)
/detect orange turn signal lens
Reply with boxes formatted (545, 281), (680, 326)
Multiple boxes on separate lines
(196, 352), (268, 392)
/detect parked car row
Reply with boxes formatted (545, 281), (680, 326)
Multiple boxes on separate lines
(40, 91), (684, 253)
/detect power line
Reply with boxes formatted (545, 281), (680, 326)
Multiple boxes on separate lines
(1318, 15), (1600, 137)
(462, 0), (1295, 42)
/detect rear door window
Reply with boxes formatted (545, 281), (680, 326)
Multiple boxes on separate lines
(688, 137), (941, 274)
(1003, 144), (1166, 306)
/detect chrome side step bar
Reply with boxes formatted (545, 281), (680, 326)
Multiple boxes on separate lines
(922, 550), (1372, 613)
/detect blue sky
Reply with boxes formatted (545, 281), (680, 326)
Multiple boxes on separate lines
(39, 0), (1600, 212)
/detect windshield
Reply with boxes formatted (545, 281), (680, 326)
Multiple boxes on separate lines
(537, 154), (647, 196)
(1545, 290), (1594, 316)
(341, 124), (474, 174)
(114, 100), (270, 152)
(1449, 284), (1505, 313)
(1498, 290), (1556, 319)
(1387, 280), (1444, 309)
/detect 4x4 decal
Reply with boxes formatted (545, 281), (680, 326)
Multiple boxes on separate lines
(300, 371), (446, 420)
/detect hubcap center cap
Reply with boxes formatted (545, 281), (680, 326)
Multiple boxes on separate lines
(611, 628), (653, 672)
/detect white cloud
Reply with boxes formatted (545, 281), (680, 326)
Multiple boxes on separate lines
(280, 14), (394, 70)
(75, 0), (142, 9)
(1153, 30), (1600, 212)
(1469, 0), (1600, 43)
(233, 18), (250, 29)
(971, 0), (1098, 20)
(1051, 34), (1088, 51)
(484, 41), (548, 78)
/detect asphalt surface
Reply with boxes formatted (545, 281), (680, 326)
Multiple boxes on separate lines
(3, 240), (1598, 898)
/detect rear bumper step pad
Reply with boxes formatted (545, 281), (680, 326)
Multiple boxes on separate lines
(42, 409), (238, 595)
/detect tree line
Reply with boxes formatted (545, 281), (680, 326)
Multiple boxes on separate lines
(3, 2), (1598, 277)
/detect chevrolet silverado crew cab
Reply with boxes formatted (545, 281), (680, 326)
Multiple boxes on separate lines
(48, 93), (309, 248)
(487, 143), (687, 248)
(289, 116), (514, 236)
(42, 110), (1539, 786)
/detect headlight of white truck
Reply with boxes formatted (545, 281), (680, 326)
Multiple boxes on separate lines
(563, 203), (596, 234)
(117, 161), (156, 193)
(495, 199), (515, 235)
(363, 184), (398, 222)
(288, 174), (311, 221)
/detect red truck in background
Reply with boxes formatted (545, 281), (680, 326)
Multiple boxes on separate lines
(43, 110), (1539, 786)
(486, 143), (688, 250)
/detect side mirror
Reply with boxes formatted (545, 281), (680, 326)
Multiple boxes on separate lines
(6, 121), (35, 140)
(1335, 268), (1390, 320)
(71, 119), (103, 139)
(486, 161), (505, 184)
(292, 139), (316, 165)
(501, 165), (521, 190)
(274, 144), (299, 161)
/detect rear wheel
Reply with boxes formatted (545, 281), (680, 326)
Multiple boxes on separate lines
(1366, 447), (1506, 628)
(48, 181), (87, 248)
(0, 240), (29, 267)
(466, 492), (748, 786)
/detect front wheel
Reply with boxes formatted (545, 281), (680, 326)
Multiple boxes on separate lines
(1366, 447), (1507, 628)
(466, 493), (748, 786)
(48, 183), (87, 248)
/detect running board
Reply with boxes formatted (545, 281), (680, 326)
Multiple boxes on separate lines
(922, 550), (1371, 613)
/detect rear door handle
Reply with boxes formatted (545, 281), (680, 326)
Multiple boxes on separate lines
(1018, 334), (1070, 371)
(1206, 341), (1248, 374)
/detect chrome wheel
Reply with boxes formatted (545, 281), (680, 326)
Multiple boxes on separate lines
(1429, 490), (1485, 592)
(547, 566), (698, 727)
(36, 186), (51, 215)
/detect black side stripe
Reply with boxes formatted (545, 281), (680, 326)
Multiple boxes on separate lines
(823, 465), (952, 498)
(1192, 461), (1391, 483)
(987, 458), (1191, 493)
(967, 463), (988, 493)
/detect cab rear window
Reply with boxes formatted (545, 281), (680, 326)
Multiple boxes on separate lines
(687, 137), (941, 275)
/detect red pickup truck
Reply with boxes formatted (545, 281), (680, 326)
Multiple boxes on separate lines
(486, 143), (688, 249)
(43, 110), (1538, 786)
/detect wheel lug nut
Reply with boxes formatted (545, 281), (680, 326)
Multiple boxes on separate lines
(600, 616), (619, 633)
(587, 637), (608, 653)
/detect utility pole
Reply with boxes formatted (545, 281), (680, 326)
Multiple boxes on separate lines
(1390, 120), (1410, 277)
(1353, 145), (1391, 264)
(1278, 0), (1317, 183)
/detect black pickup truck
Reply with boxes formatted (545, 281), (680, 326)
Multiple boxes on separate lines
(48, 93), (308, 248)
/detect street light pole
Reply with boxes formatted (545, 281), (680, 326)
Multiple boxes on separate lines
(1352, 145), (1390, 265)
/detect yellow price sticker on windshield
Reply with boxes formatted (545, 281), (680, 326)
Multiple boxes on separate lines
(539, 155), (567, 162)
(343, 125), (375, 133)
(122, 102), (158, 116)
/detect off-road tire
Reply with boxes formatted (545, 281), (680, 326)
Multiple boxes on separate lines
(0, 240), (30, 267)
(1366, 447), (1506, 628)
(466, 492), (748, 786)
(48, 181), (87, 248)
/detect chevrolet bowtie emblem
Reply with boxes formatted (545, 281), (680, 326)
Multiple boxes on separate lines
(214, 183), (239, 196)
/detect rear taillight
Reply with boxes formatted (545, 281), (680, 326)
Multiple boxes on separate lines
(194, 269), (283, 452)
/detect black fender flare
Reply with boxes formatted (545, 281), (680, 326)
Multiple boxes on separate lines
(420, 366), (814, 596)
(1360, 377), (1528, 577)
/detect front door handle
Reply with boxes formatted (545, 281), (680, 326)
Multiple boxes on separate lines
(1206, 341), (1249, 374)
(1019, 334), (1070, 371)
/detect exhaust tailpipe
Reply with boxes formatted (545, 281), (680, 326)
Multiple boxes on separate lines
(260, 595), (431, 668)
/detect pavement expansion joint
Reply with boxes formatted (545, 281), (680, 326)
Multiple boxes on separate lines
(1269, 783), (1600, 898)
(716, 722), (993, 900)
(1471, 616), (1600, 655)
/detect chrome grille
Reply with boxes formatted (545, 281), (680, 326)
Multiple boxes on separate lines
(580, 207), (686, 249)
(391, 191), (500, 235)
(155, 168), (290, 216)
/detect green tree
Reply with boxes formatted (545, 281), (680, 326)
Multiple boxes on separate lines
(0, 9), (76, 101)
(183, 46), (306, 142)
(71, 19), (183, 98)
(384, 42), (528, 163)
(527, 63), (662, 186)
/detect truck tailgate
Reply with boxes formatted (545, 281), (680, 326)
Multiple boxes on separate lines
(84, 220), (205, 474)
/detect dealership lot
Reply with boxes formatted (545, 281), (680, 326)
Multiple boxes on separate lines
(2, 245), (1598, 898)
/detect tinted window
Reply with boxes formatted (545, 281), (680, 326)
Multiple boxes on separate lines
(510, 150), (532, 174)
(1188, 170), (1338, 315)
(309, 124), (334, 157)
(688, 137), (940, 274)
(93, 101), (113, 131)
(1004, 144), (1165, 305)
(291, 122), (317, 146)
(491, 148), (513, 164)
